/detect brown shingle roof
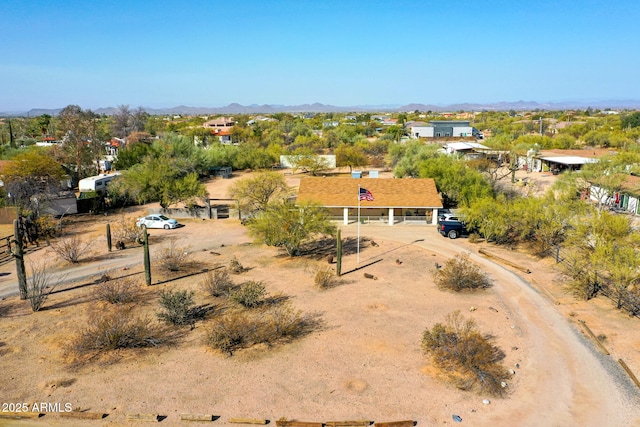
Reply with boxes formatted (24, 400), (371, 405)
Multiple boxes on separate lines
(296, 177), (442, 208)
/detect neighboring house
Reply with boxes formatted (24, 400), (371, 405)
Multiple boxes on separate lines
(530, 149), (612, 173)
(203, 117), (235, 131)
(442, 142), (490, 158)
(589, 174), (640, 215)
(408, 120), (474, 138)
(296, 177), (443, 226)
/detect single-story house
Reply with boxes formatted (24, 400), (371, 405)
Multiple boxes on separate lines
(529, 149), (614, 173)
(408, 120), (474, 139)
(296, 177), (443, 225)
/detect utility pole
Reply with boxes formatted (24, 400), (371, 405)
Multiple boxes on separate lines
(539, 117), (543, 136)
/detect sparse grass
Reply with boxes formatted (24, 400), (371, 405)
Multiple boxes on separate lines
(50, 235), (92, 264)
(433, 253), (492, 292)
(94, 277), (143, 304)
(229, 281), (266, 308)
(66, 306), (174, 362)
(201, 268), (234, 297)
(422, 311), (510, 397)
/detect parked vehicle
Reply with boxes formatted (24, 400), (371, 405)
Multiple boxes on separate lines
(437, 218), (468, 239)
(136, 215), (179, 229)
(78, 172), (121, 194)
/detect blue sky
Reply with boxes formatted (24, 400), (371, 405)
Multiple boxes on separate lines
(1, 0), (639, 111)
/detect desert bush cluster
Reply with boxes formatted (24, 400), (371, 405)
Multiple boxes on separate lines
(422, 311), (510, 397)
(156, 241), (193, 272)
(156, 289), (205, 326)
(94, 277), (142, 304)
(111, 214), (143, 244)
(66, 307), (174, 362)
(228, 280), (266, 308)
(433, 253), (493, 291)
(206, 303), (313, 355)
(201, 268), (234, 297)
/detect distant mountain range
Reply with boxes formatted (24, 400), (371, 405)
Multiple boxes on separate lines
(2, 100), (640, 117)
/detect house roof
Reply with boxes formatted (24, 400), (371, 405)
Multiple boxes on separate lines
(445, 142), (490, 151)
(539, 156), (599, 166)
(539, 148), (616, 159)
(621, 175), (640, 195)
(296, 177), (442, 208)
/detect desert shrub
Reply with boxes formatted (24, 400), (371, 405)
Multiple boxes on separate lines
(67, 307), (172, 360)
(201, 268), (234, 297)
(314, 266), (338, 289)
(229, 281), (266, 308)
(156, 289), (199, 326)
(468, 233), (482, 243)
(26, 261), (64, 312)
(422, 311), (509, 396)
(229, 256), (248, 273)
(35, 214), (59, 243)
(433, 253), (492, 291)
(206, 311), (259, 355)
(112, 214), (143, 243)
(95, 277), (142, 304)
(206, 303), (314, 356)
(260, 303), (310, 339)
(156, 241), (192, 272)
(50, 235), (92, 263)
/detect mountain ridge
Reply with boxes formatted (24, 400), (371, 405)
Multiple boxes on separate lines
(3, 99), (640, 117)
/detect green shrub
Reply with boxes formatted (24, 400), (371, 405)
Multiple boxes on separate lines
(156, 289), (198, 326)
(433, 253), (492, 291)
(422, 311), (509, 397)
(229, 281), (266, 308)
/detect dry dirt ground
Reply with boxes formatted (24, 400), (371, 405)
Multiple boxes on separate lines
(0, 171), (639, 427)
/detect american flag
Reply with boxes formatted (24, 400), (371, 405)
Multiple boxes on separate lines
(359, 187), (374, 201)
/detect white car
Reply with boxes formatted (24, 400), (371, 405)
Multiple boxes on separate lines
(136, 214), (179, 229)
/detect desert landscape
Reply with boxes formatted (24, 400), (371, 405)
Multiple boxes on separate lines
(1, 171), (639, 427)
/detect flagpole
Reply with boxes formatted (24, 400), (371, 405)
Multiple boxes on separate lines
(357, 184), (361, 264)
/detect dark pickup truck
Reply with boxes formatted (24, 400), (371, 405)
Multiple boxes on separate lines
(437, 218), (468, 239)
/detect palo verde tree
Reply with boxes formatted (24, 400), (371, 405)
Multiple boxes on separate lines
(246, 200), (336, 256)
(2, 148), (67, 217)
(229, 171), (290, 216)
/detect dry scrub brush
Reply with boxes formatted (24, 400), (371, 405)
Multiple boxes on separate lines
(94, 277), (143, 304)
(313, 265), (339, 289)
(156, 241), (192, 272)
(201, 268), (235, 297)
(66, 306), (175, 363)
(111, 214), (143, 244)
(433, 253), (492, 291)
(422, 310), (510, 397)
(206, 303), (316, 356)
(26, 261), (65, 312)
(50, 235), (92, 264)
